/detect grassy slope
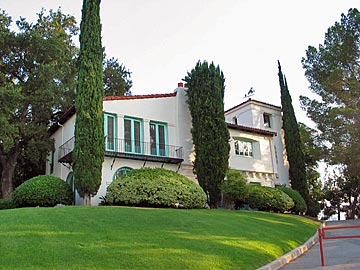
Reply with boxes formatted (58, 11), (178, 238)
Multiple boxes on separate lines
(0, 207), (319, 270)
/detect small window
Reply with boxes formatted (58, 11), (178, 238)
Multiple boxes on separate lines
(263, 113), (271, 128)
(113, 167), (133, 181)
(250, 182), (261, 186)
(234, 140), (253, 157)
(232, 116), (238, 125)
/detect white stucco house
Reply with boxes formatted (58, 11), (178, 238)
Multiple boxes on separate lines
(46, 83), (289, 205)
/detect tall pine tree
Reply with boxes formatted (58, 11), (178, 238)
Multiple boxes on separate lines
(73, 0), (104, 205)
(278, 61), (310, 206)
(184, 61), (230, 208)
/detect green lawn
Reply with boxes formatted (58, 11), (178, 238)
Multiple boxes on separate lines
(0, 206), (319, 270)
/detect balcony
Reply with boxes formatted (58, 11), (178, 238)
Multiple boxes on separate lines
(58, 137), (74, 163)
(58, 137), (183, 164)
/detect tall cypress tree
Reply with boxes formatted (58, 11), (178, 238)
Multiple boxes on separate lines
(73, 0), (104, 205)
(278, 61), (309, 205)
(184, 61), (230, 208)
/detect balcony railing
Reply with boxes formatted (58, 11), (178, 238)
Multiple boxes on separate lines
(58, 137), (75, 163)
(58, 137), (183, 164)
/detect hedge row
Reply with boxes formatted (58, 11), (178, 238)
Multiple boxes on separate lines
(222, 170), (306, 213)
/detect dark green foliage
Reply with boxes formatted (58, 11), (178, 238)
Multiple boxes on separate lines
(277, 186), (307, 214)
(12, 175), (73, 207)
(103, 168), (207, 209)
(221, 170), (249, 209)
(298, 123), (323, 217)
(73, 0), (104, 205)
(0, 7), (132, 196)
(0, 8), (78, 198)
(248, 186), (294, 213)
(306, 199), (321, 218)
(301, 8), (360, 219)
(103, 57), (132, 96)
(184, 60), (230, 208)
(278, 61), (310, 205)
(0, 198), (15, 210)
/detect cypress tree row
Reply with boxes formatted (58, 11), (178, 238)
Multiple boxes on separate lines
(184, 61), (230, 208)
(73, 0), (104, 205)
(278, 61), (310, 205)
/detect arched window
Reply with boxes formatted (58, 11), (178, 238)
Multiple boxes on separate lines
(66, 172), (75, 204)
(113, 167), (133, 181)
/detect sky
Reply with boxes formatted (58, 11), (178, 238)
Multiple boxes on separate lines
(1, 0), (359, 124)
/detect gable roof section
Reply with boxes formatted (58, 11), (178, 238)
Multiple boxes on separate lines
(225, 98), (281, 114)
(49, 93), (177, 135)
(227, 123), (277, 137)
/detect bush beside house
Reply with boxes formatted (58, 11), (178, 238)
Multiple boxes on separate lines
(248, 186), (294, 213)
(277, 186), (307, 214)
(221, 170), (299, 213)
(221, 170), (248, 209)
(103, 168), (207, 209)
(12, 175), (73, 207)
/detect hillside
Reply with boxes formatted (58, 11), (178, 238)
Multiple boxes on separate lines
(0, 207), (319, 270)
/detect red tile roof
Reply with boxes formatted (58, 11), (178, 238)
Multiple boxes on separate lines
(104, 93), (176, 101)
(227, 123), (277, 136)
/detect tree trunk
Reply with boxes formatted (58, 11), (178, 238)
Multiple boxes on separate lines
(0, 147), (19, 199)
(83, 192), (91, 206)
(348, 197), (358, 220)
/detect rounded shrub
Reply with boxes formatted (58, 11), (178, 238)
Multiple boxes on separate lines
(248, 186), (294, 213)
(276, 186), (307, 214)
(103, 168), (207, 209)
(13, 175), (73, 207)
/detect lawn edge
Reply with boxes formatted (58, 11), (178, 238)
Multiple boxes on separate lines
(257, 223), (323, 270)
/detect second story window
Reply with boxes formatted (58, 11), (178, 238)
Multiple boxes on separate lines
(234, 140), (253, 157)
(263, 113), (271, 128)
(104, 113), (117, 151)
(124, 117), (143, 154)
(150, 121), (167, 156)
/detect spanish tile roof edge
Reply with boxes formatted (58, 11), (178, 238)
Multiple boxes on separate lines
(227, 123), (277, 136)
(103, 93), (176, 101)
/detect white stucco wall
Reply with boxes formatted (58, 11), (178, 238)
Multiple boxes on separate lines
(225, 99), (289, 186)
(228, 128), (278, 187)
(46, 114), (75, 181)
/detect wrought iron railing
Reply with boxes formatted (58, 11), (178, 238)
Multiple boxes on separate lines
(58, 136), (183, 163)
(58, 137), (75, 162)
(105, 138), (183, 160)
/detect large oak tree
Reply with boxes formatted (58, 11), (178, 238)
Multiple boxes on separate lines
(0, 8), (132, 199)
(0, 8), (78, 198)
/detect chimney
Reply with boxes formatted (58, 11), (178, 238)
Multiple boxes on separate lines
(178, 82), (184, 88)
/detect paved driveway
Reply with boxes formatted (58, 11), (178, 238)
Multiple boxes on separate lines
(280, 219), (360, 270)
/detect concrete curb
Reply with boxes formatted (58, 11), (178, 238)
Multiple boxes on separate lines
(257, 230), (319, 270)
